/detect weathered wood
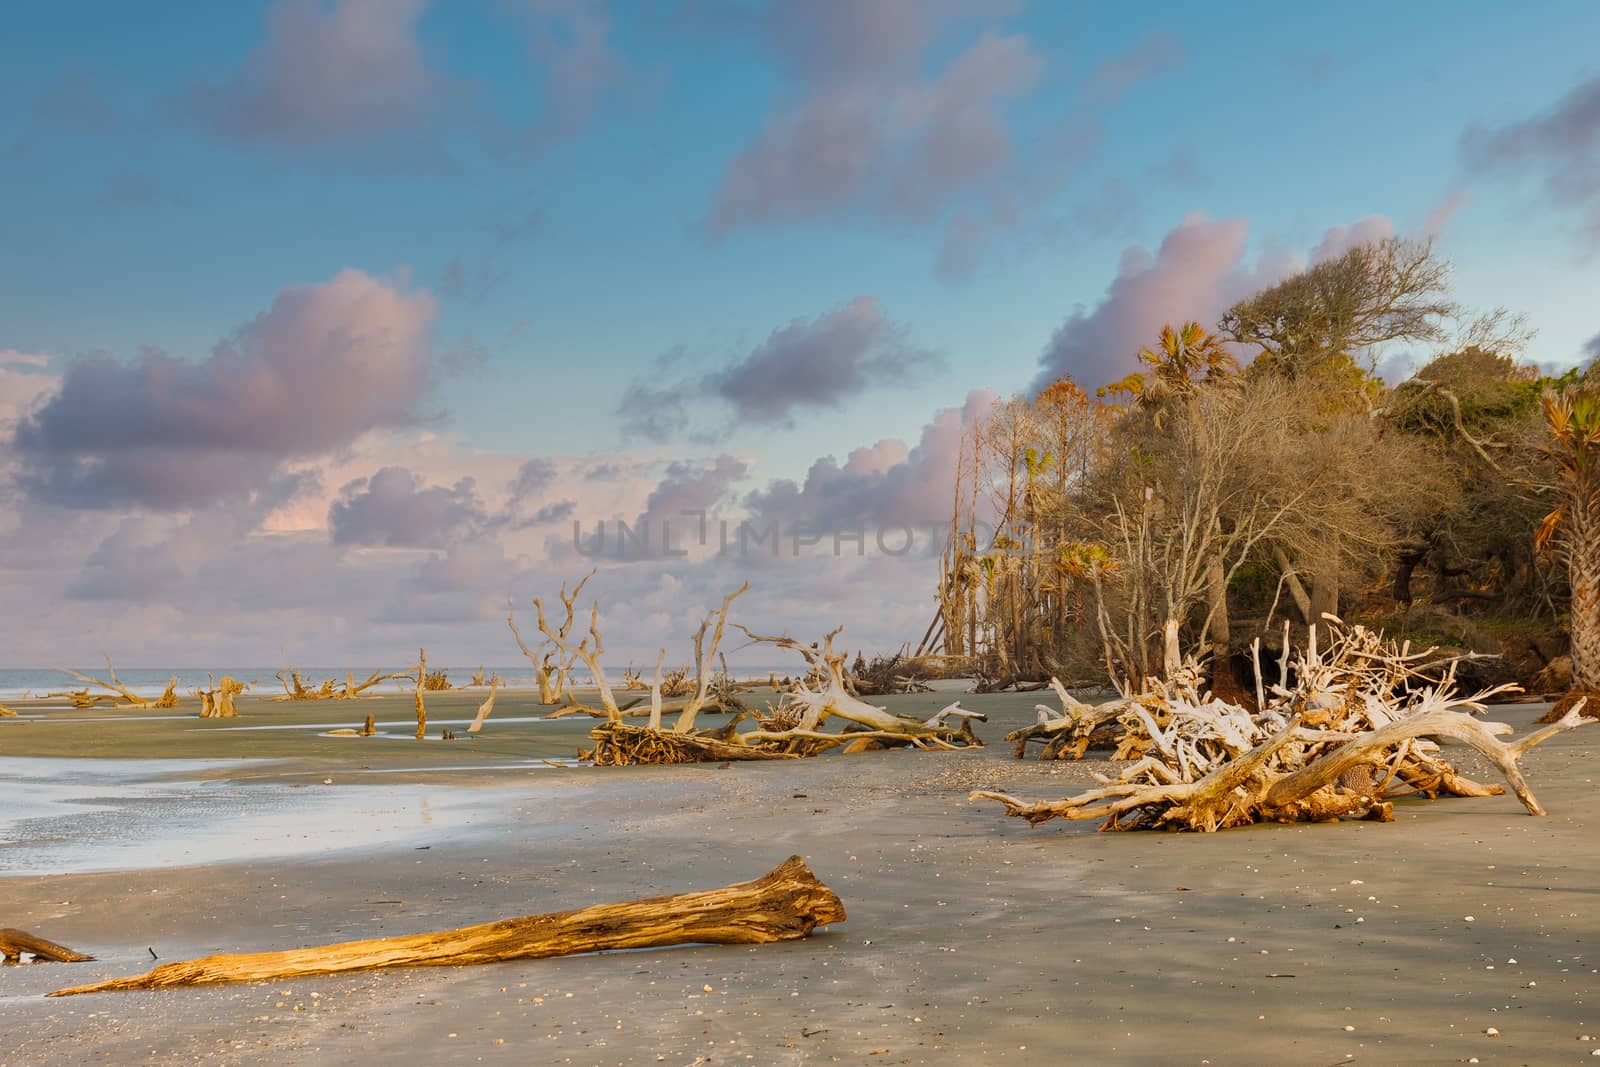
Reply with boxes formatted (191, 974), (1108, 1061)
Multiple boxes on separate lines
(0, 928), (95, 963)
(974, 622), (1595, 833)
(466, 680), (499, 734)
(51, 657), (177, 710)
(587, 721), (800, 764)
(413, 648), (428, 740)
(197, 675), (246, 718)
(47, 856), (843, 996)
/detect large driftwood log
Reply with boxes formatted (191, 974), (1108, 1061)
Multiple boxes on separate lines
(1, 928), (95, 963)
(47, 856), (843, 996)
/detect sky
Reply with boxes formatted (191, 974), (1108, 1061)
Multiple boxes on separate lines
(2, 0), (1598, 669)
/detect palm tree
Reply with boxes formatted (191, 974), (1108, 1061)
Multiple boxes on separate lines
(1534, 386), (1600, 691)
(1099, 322), (1239, 424)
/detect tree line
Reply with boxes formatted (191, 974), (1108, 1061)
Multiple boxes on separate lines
(932, 237), (1600, 699)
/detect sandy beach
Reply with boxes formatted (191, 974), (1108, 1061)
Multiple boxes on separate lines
(0, 691), (1595, 1065)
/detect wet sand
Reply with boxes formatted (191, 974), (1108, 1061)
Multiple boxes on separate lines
(2, 692), (1598, 1065)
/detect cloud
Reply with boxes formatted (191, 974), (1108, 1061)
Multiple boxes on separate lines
(1462, 74), (1600, 247)
(510, 0), (630, 159)
(1423, 190), (1469, 239)
(329, 467), (486, 549)
(619, 297), (940, 439)
(928, 34), (1182, 282)
(634, 454), (749, 533)
(11, 269), (437, 509)
(0, 349), (49, 368)
(1310, 214), (1395, 263)
(1085, 30), (1183, 105)
(1584, 331), (1600, 364)
(711, 297), (939, 417)
(33, 70), (115, 131)
(438, 257), (507, 302)
(1034, 214), (1252, 391)
(745, 390), (995, 533)
(1033, 213), (1403, 392)
(708, 4), (1040, 234)
(176, 0), (456, 152)
(65, 518), (186, 601)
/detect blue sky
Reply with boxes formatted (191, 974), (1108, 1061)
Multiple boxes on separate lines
(1, 1), (1597, 666)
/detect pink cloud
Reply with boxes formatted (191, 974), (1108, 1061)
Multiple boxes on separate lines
(12, 270), (437, 509)
(708, 5), (1041, 234)
(177, 0), (457, 149)
(1462, 74), (1600, 248)
(1033, 212), (1406, 392)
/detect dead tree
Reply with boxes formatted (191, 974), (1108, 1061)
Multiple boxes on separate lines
(196, 675), (247, 718)
(47, 856), (843, 996)
(533, 577), (621, 718)
(975, 620), (1594, 832)
(466, 680), (500, 734)
(52, 657), (177, 710)
(508, 570), (596, 705)
(273, 667), (408, 701)
(413, 648), (428, 740)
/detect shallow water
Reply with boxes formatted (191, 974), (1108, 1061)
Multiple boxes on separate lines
(0, 756), (534, 877)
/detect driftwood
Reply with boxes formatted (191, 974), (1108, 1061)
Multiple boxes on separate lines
(47, 856), (843, 996)
(975, 620), (1595, 833)
(196, 675), (247, 718)
(413, 648), (428, 740)
(587, 721), (800, 765)
(536, 576), (978, 766)
(1, 928), (95, 963)
(733, 626), (985, 752)
(274, 667), (409, 702)
(508, 570), (596, 705)
(51, 657), (177, 710)
(466, 680), (500, 734)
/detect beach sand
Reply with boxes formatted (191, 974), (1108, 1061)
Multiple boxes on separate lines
(2, 691), (1597, 1065)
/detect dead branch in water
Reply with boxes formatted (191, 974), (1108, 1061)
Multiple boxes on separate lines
(47, 856), (843, 996)
(196, 675), (247, 718)
(974, 621), (1594, 833)
(1, 929), (95, 963)
(466, 679), (500, 734)
(273, 667), (410, 702)
(51, 656), (177, 710)
(413, 648), (428, 740)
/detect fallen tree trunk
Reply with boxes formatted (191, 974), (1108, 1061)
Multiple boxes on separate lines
(48, 856), (843, 996)
(0, 928), (95, 963)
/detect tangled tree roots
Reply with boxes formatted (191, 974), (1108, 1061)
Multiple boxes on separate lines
(47, 857), (843, 996)
(976, 621), (1594, 833)
(531, 571), (985, 766)
(585, 721), (799, 765)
